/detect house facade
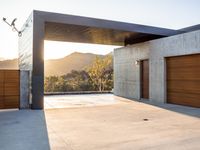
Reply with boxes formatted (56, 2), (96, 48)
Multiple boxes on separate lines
(114, 29), (200, 107)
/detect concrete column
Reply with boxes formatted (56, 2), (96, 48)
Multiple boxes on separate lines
(20, 70), (30, 108)
(31, 11), (45, 109)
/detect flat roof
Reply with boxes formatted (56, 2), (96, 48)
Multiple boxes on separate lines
(179, 24), (200, 33)
(32, 10), (182, 45)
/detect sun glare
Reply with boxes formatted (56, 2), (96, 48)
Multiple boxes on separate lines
(44, 40), (120, 60)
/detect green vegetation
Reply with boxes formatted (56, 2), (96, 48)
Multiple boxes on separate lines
(44, 55), (113, 92)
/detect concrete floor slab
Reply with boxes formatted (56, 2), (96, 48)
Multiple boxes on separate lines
(44, 94), (118, 109)
(45, 95), (200, 150)
(0, 95), (200, 150)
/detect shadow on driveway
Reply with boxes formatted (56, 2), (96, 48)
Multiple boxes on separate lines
(0, 109), (50, 150)
(141, 100), (200, 118)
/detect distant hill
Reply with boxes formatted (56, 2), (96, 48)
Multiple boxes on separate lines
(0, 58), (18, 69)
(45, 52), (104, 76)
(0, 57), (5, 61)
(0, 52), (112, 76)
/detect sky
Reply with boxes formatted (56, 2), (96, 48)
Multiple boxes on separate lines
(0, 0), (200, 60)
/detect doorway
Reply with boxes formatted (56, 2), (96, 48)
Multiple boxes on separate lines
(140, 60), (149, 99)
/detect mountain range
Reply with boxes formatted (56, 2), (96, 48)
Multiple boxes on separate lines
(0, 52), (110, 76)
(44, 52), (104, 76)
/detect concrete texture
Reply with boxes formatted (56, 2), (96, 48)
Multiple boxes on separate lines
(44, 94), (119, 109)
(0, 109), (50, 150)
(114, 42), (149, 100)
(19, 11), (45, 109)
(45, 96), (200, 150)
(114, 29), (200, 103)
(1, 95), (199, 150)
(20, 70), (30, 108)
(18, 12), (33, 71)
(18, 12), (33, 108)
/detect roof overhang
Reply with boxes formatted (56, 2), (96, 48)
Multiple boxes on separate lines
(179, 24), (200, 33)
(33, 10), (182, 46)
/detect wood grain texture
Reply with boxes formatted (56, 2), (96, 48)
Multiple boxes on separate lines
(0, 83), (3, 96)
(141, 60), (149, 99)
(0, 70), (19, 109)
(0, 96), (4, 109)
(4, 96), (19, 108)
(4, 83), (19, 96)
(0, 71), (3, 83)
(166, 54), (200, 108)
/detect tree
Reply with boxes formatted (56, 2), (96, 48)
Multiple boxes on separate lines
(44, 76), (59, 92)
(62, 70), (93, 91)
(87, 55), (113, 91)
(44, 55), (114, 92)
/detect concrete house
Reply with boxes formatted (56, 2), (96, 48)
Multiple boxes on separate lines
(17, 10), (200, 109)
(114, 27), (200, 108)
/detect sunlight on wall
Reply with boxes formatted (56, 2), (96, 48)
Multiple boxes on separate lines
(44, 40), (121, 60)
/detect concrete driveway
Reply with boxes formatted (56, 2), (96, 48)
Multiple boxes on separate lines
(0, 95), (200, 150)
(44, 94), (118, 109)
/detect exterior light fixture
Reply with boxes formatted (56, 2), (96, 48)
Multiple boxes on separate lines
(2, 17), (22, 37)
(135, 60), (140, 65)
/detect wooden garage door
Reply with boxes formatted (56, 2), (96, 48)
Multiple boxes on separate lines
(0, 70), (19, 109)
(166, 54), (200, 108)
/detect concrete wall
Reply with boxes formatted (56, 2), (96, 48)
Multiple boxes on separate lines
(114, 43), (149, 99)
(18, 13), (33, 108)
(19, 13), (33, 71)
(20, 71), (30, 108)
(114, 29), (200, 103)
(19, 11), (45, 109)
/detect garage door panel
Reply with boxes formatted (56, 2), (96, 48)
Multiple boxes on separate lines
(167, 76), (200, 81)
(168, 65), (200, 70)
(168, 92), (200, 107)
(0, 71), (3, 83)
(0, 70), (19, 109)
(4, 96), (19, 108)
(167, 56), (200, 68)
(167, 69), (200, 80)
(0, 96), (4, 109)
(0, 83), (3, 95)
(167, 80), (200, 94)
(4, 83), (19, 96)
(167, 54), (200, 108)
(168, 68), (200, 79)
(0, 71), (5, 109)
(4, 71), (19, 82)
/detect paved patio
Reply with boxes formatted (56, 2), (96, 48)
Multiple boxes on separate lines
(0, 94), (200, 150)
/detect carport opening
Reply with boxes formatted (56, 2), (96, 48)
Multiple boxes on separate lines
(44, 40), (120, 93)
(44, 40), (120, 109)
